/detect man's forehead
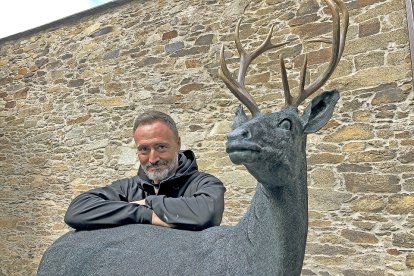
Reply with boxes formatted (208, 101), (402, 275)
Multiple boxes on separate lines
(136, 121), (171, 133)
(135, 121), (179, 142)
(135, 120), (179, 140)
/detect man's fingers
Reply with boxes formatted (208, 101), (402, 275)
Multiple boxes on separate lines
(131, 199), (146, 205)
(152, 212), (173, 228)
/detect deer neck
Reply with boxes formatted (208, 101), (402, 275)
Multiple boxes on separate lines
(235, 155), (308, 275)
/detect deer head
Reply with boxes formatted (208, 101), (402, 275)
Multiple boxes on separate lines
(219, 0), (348, 188)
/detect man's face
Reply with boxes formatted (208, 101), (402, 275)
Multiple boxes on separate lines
(134, 120), (181, 183)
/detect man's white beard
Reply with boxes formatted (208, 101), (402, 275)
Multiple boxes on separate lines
(142, 155), (179, 183)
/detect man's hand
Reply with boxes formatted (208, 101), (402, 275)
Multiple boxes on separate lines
(151, 212), (174, 228)
(131, 199), (147, 206)
(131, 200), (173, 228)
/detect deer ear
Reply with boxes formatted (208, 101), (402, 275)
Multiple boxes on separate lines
(301, 89), (340, 134)
(232, 105), (249, 130)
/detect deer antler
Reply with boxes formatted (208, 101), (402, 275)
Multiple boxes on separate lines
(219, 19), (296, 116)
(282, 0), (349, 107)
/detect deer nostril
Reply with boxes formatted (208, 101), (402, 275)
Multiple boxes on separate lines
(227, 128), (252, 141)
(241, 129), (251, 139)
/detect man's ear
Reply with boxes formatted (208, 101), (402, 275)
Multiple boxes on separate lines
(232, 105), (249, 130)
(177, 136), (181, 149)
(301, 90), (340, 134)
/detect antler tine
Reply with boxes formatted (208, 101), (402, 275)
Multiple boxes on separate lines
(236, 19), (297, 86)
(236, 19), (292, 85)
(292, 0), (349, 107)
(219, 44), (261, 116)
(334, 0), (349, 58)
(220, 18), (297, 116)
(280, 54), (293, 106)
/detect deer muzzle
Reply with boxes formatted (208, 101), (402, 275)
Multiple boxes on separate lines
(226, 129), (262, 164)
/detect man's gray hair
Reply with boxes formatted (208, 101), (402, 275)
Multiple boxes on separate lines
(133, 110), (179, 139)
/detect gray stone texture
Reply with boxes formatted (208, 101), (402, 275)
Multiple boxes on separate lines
(0, 0), (413, 275)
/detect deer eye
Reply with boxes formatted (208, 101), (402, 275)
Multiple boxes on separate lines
(279, 119), (291, 130)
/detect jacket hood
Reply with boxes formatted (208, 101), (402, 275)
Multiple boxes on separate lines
(137, 149), (198, 185)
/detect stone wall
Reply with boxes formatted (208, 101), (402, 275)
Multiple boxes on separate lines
(0, 0), (413, 274)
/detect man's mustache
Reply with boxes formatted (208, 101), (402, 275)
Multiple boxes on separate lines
(145, 160), (169, 169)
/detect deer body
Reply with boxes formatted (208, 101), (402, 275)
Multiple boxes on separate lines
(38, 177), (308, 275)
(38, 0), (348, 275)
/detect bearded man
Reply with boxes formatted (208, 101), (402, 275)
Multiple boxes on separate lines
(64, 110), (226, 230)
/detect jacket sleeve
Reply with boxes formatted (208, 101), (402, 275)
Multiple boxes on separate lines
(145, 175), (226, 230)
(64, 178), (153, 230)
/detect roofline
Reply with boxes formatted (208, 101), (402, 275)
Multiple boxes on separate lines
(0, 0), (135, 45)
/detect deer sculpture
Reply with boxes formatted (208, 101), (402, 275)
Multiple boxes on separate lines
(38, 0), (348, 275)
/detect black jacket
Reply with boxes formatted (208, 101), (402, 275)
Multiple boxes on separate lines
(64, 150), (226, 230)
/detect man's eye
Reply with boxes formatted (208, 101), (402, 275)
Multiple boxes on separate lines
(137, 146), (149, 153)
(156, 144), (167, 151)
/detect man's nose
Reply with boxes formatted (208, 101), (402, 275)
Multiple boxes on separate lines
(148, 149), (160, 164)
